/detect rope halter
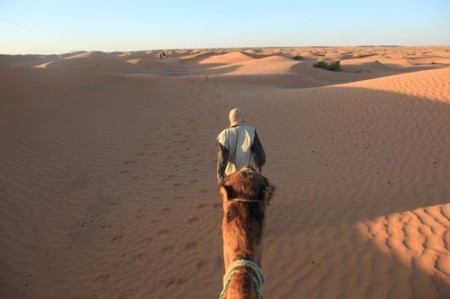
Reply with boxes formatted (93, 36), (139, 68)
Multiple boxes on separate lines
(219, 259), (264, 299)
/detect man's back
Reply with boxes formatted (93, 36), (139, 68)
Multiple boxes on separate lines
(217, 124), (257, 176)
(216, 108), (265, 182)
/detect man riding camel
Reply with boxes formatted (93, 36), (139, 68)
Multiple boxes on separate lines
(216, 108), (266, 184)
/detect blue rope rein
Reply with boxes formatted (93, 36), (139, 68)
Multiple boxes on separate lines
(219, 259), (265, 299)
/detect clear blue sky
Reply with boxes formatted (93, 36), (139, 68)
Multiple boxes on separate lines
(1, 0), (449, 54)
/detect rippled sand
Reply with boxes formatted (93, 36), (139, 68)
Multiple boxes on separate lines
(1, 46), (450, 298)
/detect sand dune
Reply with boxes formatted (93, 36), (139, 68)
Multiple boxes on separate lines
(126, 58), (168, 71)
(1, 46), (450, 299)
(64, 51), (110, 59)
(200, 51), (255, 65)
(35, 54), (146, 74)
(0, 54), (57, 67)
(224, 54), (298, 75)
(178, 51), (218, 62)
(407, 56), (450, 65)
(195, 53), (299, 76)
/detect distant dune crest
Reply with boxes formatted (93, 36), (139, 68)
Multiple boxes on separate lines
(1, 46), (449, 79)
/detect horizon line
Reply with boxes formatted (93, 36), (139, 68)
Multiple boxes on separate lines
(2, 44), (450, 56)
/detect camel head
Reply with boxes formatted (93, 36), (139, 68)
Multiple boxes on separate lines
(218, 169), (274, 263)
(219, 169), (274, 207)
(218, 169), (274, 299)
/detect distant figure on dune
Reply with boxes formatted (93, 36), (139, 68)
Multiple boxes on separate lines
(217, 108), (266, 185)
(159, 51), (166, 59)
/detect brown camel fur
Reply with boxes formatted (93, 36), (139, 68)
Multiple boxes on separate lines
(219, 169), (274, 299)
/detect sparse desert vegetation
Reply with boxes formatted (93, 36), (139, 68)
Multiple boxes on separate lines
(313, 59), (341, 71)
(353, 52), (373, 58)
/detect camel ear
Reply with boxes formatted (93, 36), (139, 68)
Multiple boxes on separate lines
(219, 185), (237, 201)
(263, 185), (275, 204)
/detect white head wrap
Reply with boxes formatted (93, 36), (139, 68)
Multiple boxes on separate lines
(229, 108), (246, 127)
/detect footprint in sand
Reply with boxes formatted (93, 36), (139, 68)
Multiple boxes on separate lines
(110, 235), (123, 243)
(165, 278), (186, 288)
(140, 237), (153, 244)
(132, 253), (144, 261)
(188, 217), (198, 224)
(184, 241), (197, 250)
(118, 289), (137, 298)
(161, 245), (175, 254)
(93, 273), (111, 283)
(196, 261), (206, 270)
(157, 229), (169, 235)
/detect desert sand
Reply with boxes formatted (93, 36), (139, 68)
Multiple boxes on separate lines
(1, 46), (450, 298)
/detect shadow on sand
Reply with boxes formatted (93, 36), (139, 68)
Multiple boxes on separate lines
(255, 85), (450, 298)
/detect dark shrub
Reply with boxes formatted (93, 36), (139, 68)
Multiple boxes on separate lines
(313, 59), (341, 71)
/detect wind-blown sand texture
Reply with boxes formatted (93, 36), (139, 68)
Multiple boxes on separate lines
(1, 46), (450, 298)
